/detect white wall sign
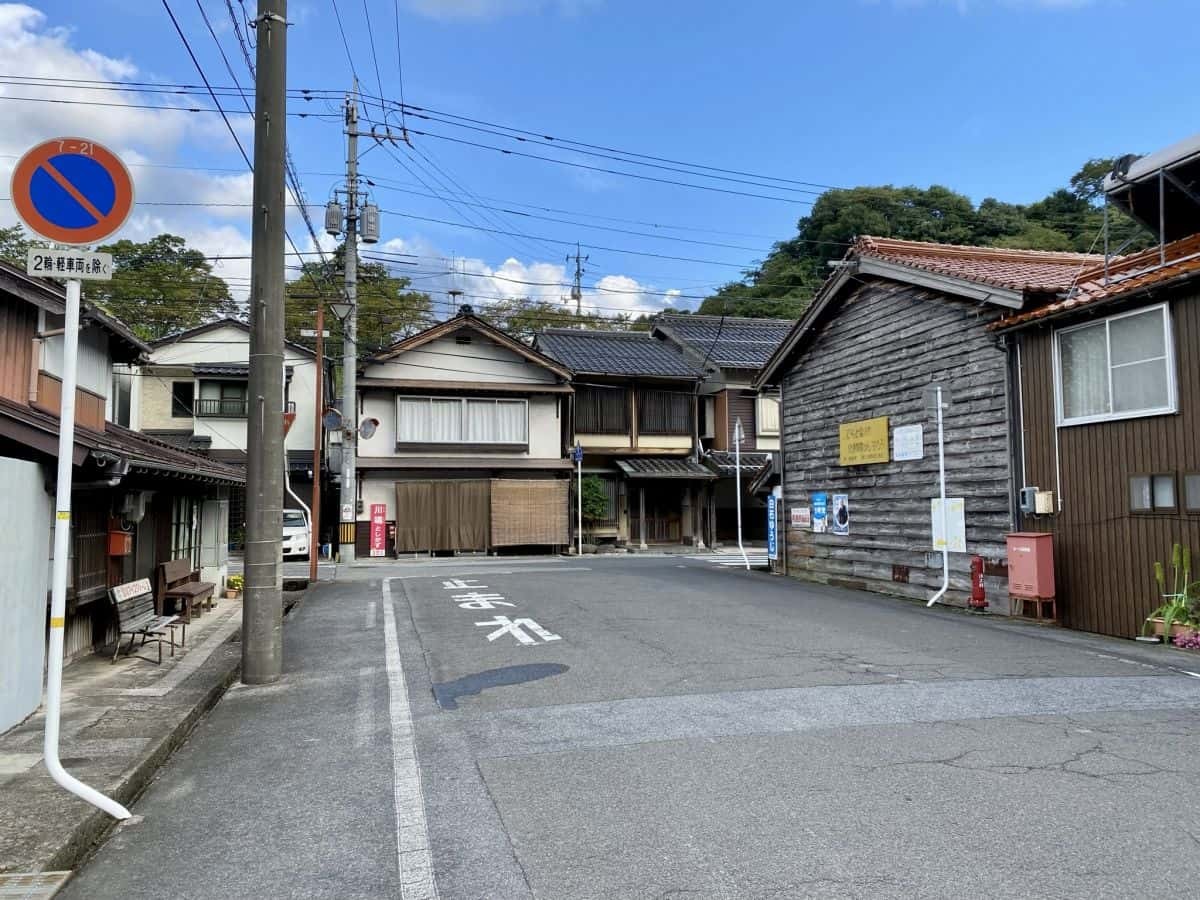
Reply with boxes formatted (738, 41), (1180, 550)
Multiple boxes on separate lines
(893, 424), (924, 461)
(931, 498), (967, 553)
(791, 507), (810, 528)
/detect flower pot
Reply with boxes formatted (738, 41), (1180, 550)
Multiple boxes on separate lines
(225, 589), (239, 600)
(1146, 617), (1194, 639)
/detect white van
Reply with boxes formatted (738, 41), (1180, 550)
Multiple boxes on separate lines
(282, 509), (310, 560)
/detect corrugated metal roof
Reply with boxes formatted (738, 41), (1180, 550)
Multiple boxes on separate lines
(615, 457), (716, 479)
(537, 329), (699, 378)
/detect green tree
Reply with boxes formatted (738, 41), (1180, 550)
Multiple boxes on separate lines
(86, 234), (239, 341)
(0, 223), (39, 266)
(579, 475), (609, 522)
(475, 297), (628, 343)
(285, 243), (433, 358)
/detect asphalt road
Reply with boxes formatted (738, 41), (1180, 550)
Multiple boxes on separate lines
(62, 556), (1200, 899)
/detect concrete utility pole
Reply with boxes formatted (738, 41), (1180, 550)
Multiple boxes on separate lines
(243, 0), (288, 684)
(568, 243), (588, 317)
(309, 301), (325, 583)
(339, 86), (360, 563)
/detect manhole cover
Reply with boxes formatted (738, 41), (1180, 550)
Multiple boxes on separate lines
(0, 872), (72, 899)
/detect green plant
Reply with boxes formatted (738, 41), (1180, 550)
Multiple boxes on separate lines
(1144, 542), (1200, 635)
(580, 475), (610, 523)
(226, 574), (244, 592)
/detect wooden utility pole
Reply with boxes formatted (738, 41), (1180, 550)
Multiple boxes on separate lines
(243, 0), (287, 684)
(310, 301), (324, 583)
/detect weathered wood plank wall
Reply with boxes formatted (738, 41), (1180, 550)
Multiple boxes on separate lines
(780, 280), (1014, 606)
(1015, 288), (1200, 638)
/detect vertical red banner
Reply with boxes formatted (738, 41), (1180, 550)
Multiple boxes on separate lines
(370, 503), (387, 557)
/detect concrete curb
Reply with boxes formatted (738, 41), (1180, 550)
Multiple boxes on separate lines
(43, 587), (310, 876)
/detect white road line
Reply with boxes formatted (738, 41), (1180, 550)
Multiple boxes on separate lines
(122, 606), (242, 697)
(366, 599), (377, 629)
(354, 666), (375, 748)
(382, 579), (439, 900)
(394, 566), (591, 579)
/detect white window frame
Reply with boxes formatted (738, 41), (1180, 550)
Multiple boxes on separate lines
(396, 395), (529, 445)
(1052, 303), (1177, 427)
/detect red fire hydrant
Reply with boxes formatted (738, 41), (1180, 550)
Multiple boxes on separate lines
(969, 555), (988, 610)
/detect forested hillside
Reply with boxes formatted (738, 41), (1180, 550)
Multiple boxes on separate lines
(699, 158), (1152, 319)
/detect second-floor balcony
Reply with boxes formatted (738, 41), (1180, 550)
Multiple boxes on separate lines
(195, 399), (296, 418)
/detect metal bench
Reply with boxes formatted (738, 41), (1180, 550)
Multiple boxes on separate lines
(158, 558), (215, 623)
(110, 578), (183, 665)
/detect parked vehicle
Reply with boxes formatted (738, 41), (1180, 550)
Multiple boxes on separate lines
(282, 509), (310, 560)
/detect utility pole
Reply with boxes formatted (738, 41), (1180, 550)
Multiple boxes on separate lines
(339, 84), (359, 563)
(568, 243), (588, 318)
(309, 301), (324, 583)
(244, 0), (288, 684)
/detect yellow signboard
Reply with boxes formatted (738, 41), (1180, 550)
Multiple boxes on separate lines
(839, 416), (889, 465)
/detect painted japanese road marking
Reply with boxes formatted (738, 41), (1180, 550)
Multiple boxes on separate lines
(382, 579), (439, 900)
(476, 616), (562, 646)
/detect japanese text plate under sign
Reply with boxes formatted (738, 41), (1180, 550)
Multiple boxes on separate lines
(839, 416), (889, 466)
(27, 249), (112, 280)
(931, 498), (967, 553)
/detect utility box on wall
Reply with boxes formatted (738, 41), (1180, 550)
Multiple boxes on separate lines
(108, 530), (133, 557)
(1006, 532), (1055, 598)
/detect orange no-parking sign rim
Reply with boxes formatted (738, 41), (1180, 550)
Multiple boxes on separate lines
(11, 137), (134, 246)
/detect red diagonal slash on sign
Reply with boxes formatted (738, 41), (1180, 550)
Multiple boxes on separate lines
(39, 159), (107, 224)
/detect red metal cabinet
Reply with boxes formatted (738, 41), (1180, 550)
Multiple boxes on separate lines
(1006, 532), (1055, 599)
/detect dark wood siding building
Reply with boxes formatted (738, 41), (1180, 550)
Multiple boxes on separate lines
(1001, 236), (1200, 637)
(757, 237), (1102, 609)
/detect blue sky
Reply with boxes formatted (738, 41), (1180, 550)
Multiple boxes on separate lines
(4, 0), (1197, 318)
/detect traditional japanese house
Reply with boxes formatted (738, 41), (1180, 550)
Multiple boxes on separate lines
(536, 327), (712, 548)
(355, 307), (574, 556)
(0, 261), (243, 732)
(755, 237), (1100, 607)
(651, 314), (792, 542)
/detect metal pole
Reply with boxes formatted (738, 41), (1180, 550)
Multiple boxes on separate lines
(1159, 169), (1166, 266)
(43, 278), (130, 820)
(339, 85), (359, 563)
(576, 448), (583, 557)
(309, 301), (324, 583)
(243, 0), (287, 683)
(735, 417), (749, 570)
(927, 387), (950, 607)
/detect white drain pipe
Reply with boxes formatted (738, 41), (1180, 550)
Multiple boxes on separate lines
(44, 278), (131, 820)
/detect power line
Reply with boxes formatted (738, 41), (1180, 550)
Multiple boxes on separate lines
(328, 0), (360, 85)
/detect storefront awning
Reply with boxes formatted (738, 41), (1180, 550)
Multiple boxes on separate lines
(615, 458), (717, 480)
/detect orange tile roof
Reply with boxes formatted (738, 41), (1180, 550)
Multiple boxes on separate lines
(994, 233), (1200, 328)
(855, 236), (1100, 293)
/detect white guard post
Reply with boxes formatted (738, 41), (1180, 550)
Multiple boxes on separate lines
(734, 418), (749, 570)
(927, 386), (950, 607)
(45, 278), (131, 819)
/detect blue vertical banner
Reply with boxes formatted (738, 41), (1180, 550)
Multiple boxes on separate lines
(812, 492), (828, 533)
(767, 494), (778, 560)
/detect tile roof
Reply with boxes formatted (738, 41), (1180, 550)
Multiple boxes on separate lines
(994, 234), (1200, 329)
(615, 457), (716, 480)
(704, 450), (771, 477)
(653, 315), (795, 370)
(0, 396), (245, 484)
(855, 236), (1100, 293)
(537, 329), (699, 378)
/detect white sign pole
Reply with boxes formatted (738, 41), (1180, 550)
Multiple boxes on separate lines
(927, 386), (950, 608)
(734, 418), (749, 570)
(44, 278), (131, 820)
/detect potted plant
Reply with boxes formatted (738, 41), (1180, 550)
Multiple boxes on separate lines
(225, 574), (244, 600)
(1142, 542), (1200, 641)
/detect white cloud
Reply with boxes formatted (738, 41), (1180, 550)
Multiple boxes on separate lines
(403, 0), (600, 22)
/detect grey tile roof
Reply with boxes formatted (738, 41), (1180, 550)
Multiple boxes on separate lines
(615, 457), (717, 480)
(537, 329), (699, 378)
(704, 450), (771, 477)
(654, 315), (795, 370)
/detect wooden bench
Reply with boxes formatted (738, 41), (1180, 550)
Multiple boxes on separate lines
(158, 558), (215, 623)
(110, 578), (183, 665)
